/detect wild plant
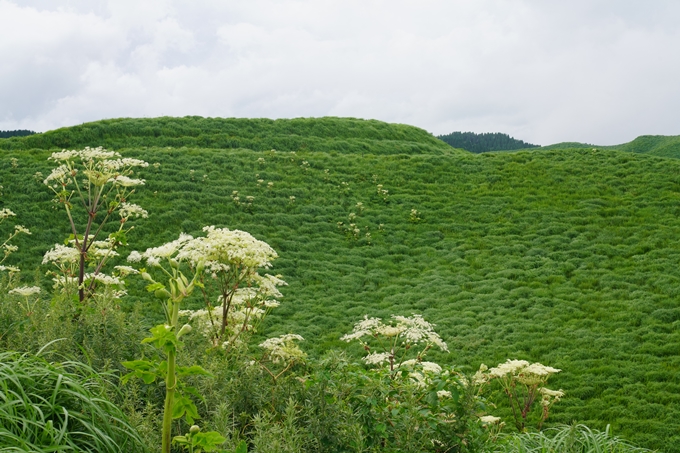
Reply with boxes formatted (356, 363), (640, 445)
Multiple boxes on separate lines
(257, 333), (306, 383)
(42, 147), (148, 303)
(0, 349), (145, 452)
(474, 359), (564, 432)
(0, 208), (31, 281)
(341, 314), (449, 377)
(124, 226), (289, 452)
(173, 226), (287, 352)
(496, 423), (653, 453)
(122, 231), (224, 453)
(340, 314), (483, 451)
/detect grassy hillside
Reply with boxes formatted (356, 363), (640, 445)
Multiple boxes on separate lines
(1, 118), (679, 451)
(0, 116), (454, 155)
(539, 135), (680, 159)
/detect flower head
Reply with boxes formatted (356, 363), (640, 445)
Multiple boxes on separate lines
(8, 286), (41, 297)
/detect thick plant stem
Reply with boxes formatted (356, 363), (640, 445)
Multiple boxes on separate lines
(162, 347), (176, 453)
(162, 296), (181, 453)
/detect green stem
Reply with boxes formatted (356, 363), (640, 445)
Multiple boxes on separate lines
(162, 346), (176, 453)
(162, 295), (181, 453)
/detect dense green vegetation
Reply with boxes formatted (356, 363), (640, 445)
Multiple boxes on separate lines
(0, 129), (36, 139)
(437, 131), (539, 153)
(0, 116), (452, 155)
(0, 117), (678, 451)
(538, 135), (680, 159)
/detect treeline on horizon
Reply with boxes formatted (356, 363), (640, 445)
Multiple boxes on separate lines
(438, 131), (540, 153)
(0, 129), (36, 139)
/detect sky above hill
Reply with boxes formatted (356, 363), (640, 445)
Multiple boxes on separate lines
(2, 0), (680, 145)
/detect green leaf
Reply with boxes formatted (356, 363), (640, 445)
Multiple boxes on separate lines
(234, 440), (247, 453)
(426, 390), (439, 407)
(177, 365), (213, 378)
(121, 360), (159, 385)
(141, 324), (178, 354)
(192, 431), (227, 451)
(172, 395), (200, 424)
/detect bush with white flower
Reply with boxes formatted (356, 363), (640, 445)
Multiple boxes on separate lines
(474, 359), (564, 431)
(43, 147), (148, 303)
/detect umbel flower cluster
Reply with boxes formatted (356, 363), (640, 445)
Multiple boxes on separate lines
(342, 314), (448, 374)
(44, 147), (148, 189)
(129, 226), (287, 349)
(0, 208), (31, 275)
(42, 147), (149, 303)
(474, 359), (564, 431)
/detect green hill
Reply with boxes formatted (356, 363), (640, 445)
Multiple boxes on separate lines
(538, 135), (680, 159)
(0, 116), (454, 155)
(1, 117), (679, 451)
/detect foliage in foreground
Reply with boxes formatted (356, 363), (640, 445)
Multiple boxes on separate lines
(496, 423), (655, 453)
(0, 349), (145, 453)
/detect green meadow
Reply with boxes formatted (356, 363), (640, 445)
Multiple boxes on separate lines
(1, 117), (679, 451)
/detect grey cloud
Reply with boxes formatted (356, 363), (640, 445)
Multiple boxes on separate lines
(2, 0), (680, 145)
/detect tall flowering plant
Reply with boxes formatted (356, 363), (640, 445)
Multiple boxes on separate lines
(123, 232), (225, 453)
(474, 359), (564, 431)
(340, 314), (482, 451)
(123, 226), (284, 453)
(341, 314), (449, 377)
(0, 208), (31, 281)
(175, 226), (286, 352)
(42, 147), (148, 303)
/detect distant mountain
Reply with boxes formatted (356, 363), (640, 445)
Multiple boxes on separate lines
(437, 131), (540, 153)
(0, 130), (36, 139)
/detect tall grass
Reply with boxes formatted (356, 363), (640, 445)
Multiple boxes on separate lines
(496, 424), (654, 453)
(0, 349), (146, 453)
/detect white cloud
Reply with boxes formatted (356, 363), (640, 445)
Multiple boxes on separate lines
(2, 0), (680, 145)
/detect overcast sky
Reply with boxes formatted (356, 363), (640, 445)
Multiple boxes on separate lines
(2, 1), (680, 145)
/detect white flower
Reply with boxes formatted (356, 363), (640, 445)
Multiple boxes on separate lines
(0, 208), (16, 219)
(49, 150), (80, 161)
(8, 286), (41, 297)
(340, 315), (382, 342)
(363, 352), (392, 365)
(14, 225), (30, 234)
(176, 226), (277, 269)
(110, 175), (145, 187)
(479, 415), (502, 424)
(420, 361), (443, 374)
(127, 251), (142, 262)
(0, 265), (20, 273)
(79, 147), (120, 161)
(83, 273), (123, 286)
(437, 390), (452, 399)
(524, 363), (561, 376)
(487, 359), (530, 378)
(142, 233), (193, 260)
(119, 202), (148, 219)
(43, 165), (70, 185)
(259, 334), (305, 364)
(43, 244), (80, 264)
(399, 359), (442, 374)
(114, 265), (139, 276)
